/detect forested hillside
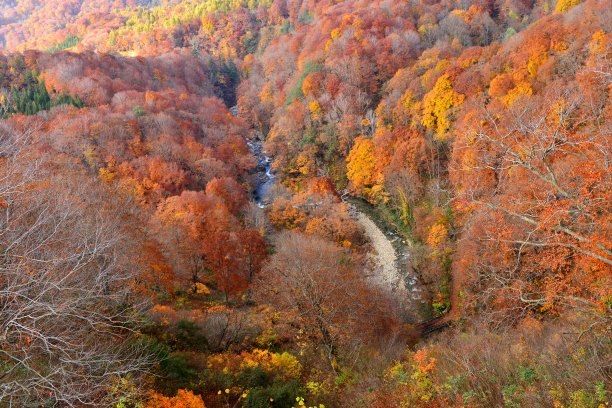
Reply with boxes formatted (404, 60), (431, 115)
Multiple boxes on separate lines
(0, 0), (609, 407)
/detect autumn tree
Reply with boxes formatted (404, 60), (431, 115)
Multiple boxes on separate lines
(256, 232), (398, 369)
(155, 190), (265, 301)
(145, 389), (206, 408)
(421, 74), (464, 140)
(205, 176), (248, 215)
(451, 76), (611, 319)
(0, 130), (156, 406)
(346, 136), (384, 200)
(555, 0), (583, 12)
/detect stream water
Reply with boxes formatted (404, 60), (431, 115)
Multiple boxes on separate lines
(246, 137), (275, 208)
(230, 106), (276, 207)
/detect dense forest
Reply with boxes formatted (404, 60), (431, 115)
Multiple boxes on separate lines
(0, 0), (609, 407)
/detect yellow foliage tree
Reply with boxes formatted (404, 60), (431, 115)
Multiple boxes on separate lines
(421, 74), (464, 140)
(527, 51), (548, 77)
(426, 223), (448, 249)
(208, 349), (302, 381)
(99, 167), (116, 183)
(555, 0), (582, 12)
(386, 348), (438, 405)
(502, 81), (532, 106)
(589, 30), (607, 55)
(259, 83), (274, 103)
(346, 136), (383, 197)
(309, 100), (322, 121)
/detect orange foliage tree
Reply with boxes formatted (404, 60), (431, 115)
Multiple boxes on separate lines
(146, 389), (206, 408)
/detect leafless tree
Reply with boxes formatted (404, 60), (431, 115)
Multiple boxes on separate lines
(0, 127), (156, 406)
(203, 309), (251, 352)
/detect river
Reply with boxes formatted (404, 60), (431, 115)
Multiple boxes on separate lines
(246, 136), (275, 208)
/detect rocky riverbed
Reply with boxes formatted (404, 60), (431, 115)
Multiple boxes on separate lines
(346, 199), (425, 322)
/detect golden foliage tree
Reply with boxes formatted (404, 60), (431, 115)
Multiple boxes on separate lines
(421, 74), (464, 140)
(346, 136), (383, 199)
